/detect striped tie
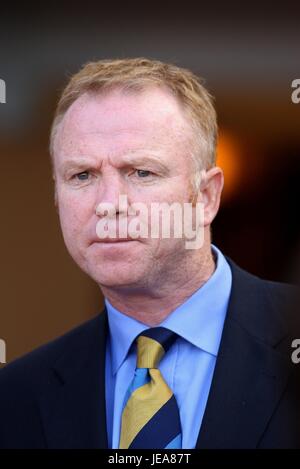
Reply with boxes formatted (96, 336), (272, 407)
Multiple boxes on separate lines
(119, 327), (182, 449)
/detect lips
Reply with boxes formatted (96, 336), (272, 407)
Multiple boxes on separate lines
(90, 237), (135, 244)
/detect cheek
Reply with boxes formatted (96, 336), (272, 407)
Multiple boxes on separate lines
(57, 192), (94, 239)
(150, 236), (186, 264)
(157, 178), (192, 203)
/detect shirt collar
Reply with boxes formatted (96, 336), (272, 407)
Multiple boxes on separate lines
(105, 244), (232, 375)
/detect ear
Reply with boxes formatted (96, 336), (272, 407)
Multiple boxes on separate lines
(198, 166), (224, 226)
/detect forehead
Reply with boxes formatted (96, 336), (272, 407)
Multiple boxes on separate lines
(53, 86), (193, 159)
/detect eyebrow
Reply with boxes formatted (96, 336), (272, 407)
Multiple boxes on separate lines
(120, 152), (169, 172)
(58, 158), (97, 174)
(58, 151), (170, 174)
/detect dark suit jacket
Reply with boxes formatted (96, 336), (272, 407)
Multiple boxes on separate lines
(0, 258), (299, 448)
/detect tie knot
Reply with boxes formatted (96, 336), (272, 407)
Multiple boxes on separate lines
(136, 327), (178, 369)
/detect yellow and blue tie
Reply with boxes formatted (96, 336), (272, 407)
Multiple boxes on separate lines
(119, 327), (182, 449)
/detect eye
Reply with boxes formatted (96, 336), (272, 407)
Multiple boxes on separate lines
(136, 169), (152, 178)
(74, 171), (90, 181)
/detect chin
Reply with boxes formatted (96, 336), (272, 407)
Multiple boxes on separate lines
(87, 265), (145, 288)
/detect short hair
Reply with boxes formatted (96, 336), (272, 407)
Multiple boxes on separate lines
(50, 58), (218, 185)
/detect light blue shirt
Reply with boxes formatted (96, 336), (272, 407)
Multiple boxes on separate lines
(105, 244), (232, 449)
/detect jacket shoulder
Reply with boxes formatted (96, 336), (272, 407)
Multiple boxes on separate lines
(0, 313), (105, 448)
(226, 256), (300, 342)
(0, 313), (104, 397)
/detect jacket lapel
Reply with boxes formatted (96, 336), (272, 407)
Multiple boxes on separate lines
(38, 312), (108, 448)
(196, 259), (293, 448)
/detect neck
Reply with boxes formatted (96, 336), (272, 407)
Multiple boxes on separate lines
(101, 244), (216, 326)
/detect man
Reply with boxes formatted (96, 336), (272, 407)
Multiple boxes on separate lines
(0, 58), (299, 449)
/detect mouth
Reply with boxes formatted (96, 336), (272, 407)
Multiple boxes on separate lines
(90, 238), (136, 245)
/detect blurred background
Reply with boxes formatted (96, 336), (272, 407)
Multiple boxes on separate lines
(0, 2), (299, 364)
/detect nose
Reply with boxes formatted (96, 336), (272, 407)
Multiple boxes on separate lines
(94, 171), (128, 217)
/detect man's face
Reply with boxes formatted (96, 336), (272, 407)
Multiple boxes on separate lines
(53, 86), (201, 289)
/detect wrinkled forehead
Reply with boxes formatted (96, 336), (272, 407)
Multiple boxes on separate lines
(53, 87), (194, 159)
